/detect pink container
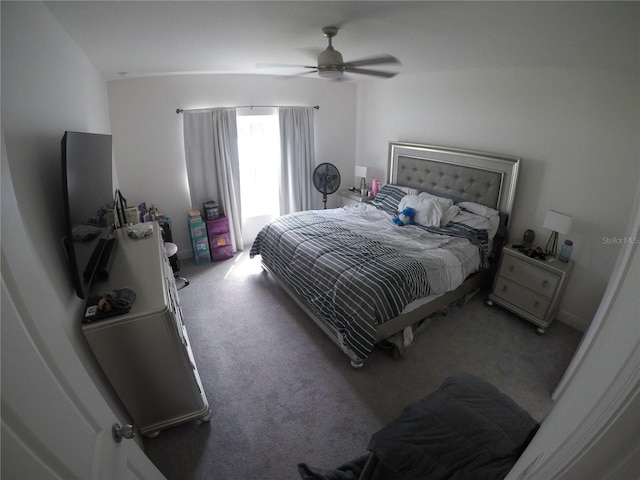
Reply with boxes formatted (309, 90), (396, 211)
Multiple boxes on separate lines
(371, 179), (380, 197)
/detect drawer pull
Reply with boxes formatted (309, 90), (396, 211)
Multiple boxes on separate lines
(502, 285), (508, 293)
(542, 280), (549, 288)
(508, 265), (515, 273)
(534, 301), (540, 309)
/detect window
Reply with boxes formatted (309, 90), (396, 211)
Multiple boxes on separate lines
(236, 108), (280, 221)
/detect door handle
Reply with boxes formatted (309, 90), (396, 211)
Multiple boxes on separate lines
(112, 423), (136, 443)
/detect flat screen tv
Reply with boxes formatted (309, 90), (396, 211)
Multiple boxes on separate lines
(61, 131), (117, 299)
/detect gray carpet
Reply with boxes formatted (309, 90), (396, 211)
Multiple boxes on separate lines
(143, 250), (583, 480)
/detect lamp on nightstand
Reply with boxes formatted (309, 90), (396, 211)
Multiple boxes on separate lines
(355, 165), (368, 193)
(543, 209), (573, 259)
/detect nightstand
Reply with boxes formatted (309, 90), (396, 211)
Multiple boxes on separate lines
(337, 189), (372, 207)
(487, 245), (574, 334)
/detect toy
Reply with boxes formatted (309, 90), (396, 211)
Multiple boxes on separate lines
(393, 207), (415, 226)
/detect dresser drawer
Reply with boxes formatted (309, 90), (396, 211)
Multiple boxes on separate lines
(493, 276), (551, 320)
(501, 254), (560, 298)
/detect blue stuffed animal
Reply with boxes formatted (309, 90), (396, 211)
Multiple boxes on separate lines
(393, 207), (415, 226)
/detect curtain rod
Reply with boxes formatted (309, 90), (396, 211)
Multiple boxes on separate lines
(176, 105), (319, 114)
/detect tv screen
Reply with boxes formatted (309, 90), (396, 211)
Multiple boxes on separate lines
(61, 131), (116, 299)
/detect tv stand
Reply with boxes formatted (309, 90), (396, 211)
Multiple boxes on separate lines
(82, 223), (211, 436)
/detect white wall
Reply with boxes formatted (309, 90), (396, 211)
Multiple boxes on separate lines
(506, 181), (640, 480)
(1, 1), (129, 422)
(107, 75), (357, 253)
(355, 67), (639, 330)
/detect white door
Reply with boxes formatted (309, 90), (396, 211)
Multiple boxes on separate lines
(1, 279), (163, 479)
(1, 144), (164, 479)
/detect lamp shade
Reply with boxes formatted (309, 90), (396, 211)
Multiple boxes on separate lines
(543, 210), (573, 235)
(354, 165), (368, 179)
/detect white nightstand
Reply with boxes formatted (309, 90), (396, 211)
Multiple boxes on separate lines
(487, 245), (574, 334)
(337, 189), (372, 207)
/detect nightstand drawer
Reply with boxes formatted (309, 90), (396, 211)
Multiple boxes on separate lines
(493, 277), (551, 320)
(501, 254), (560, 297)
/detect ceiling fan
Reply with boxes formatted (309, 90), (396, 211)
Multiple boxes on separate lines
(261, 26), (401, 80)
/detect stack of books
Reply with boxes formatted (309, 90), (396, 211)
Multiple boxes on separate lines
(188, 209), (202, 224)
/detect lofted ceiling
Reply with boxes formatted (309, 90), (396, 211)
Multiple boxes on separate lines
(45, 1), (638, 82)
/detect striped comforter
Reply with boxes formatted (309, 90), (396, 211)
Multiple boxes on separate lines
(250, 203), (488, 362)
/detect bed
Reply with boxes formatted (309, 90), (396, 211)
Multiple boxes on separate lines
(250, 142), (520, 368)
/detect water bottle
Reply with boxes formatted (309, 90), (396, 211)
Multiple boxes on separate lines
(559, 240), (573, 262)
(371, 179), (380, 197)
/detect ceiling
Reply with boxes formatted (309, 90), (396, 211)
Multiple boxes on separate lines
(45, 1), (638, 82)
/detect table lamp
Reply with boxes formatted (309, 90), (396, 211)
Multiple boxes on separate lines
(355, 165), (368, 192)
(543, 209), (573, 258)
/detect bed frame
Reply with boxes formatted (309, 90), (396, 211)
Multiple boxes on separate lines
(263, 142), (520, 368)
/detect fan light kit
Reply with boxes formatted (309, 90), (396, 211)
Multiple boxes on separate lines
(260, 26), (401, 80)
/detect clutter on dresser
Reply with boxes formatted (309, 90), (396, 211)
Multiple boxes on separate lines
(126, 222), (154, 239)
(511, 244), (547, 260)
(83, 287), (137, 323)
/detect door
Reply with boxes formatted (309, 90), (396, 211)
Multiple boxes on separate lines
(1, 279), (163, 479)
(1, 143), (163, 479)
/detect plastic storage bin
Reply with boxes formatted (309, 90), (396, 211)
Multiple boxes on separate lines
(203, 201), (220, 221)
(189, 219), (211, 265)
(206, 216), (233, 262)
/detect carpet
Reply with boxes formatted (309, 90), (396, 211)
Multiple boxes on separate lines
(143, 250), (582, 480)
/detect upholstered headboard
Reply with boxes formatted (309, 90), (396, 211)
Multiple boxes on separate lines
(388, 142), (520, 226)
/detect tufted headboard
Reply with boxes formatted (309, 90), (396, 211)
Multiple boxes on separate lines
(388, 142), (520, 227)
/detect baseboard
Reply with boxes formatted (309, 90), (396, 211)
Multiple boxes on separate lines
(557, 309), (589, 333)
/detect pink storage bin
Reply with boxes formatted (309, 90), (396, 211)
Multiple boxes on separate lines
(210, 232), (231, 248)
(206, 216), (229, 236)
(211, 245), (233, 261)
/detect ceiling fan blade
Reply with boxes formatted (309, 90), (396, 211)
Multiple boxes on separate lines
(274, 70), (320, 80)
(343, 55), (401, 68)
(256, 63), (317, 69)
(343, 67), (398, 78)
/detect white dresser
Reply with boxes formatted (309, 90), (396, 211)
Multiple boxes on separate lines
(488, 245), (574, 334)
(82, 223), (210, 437)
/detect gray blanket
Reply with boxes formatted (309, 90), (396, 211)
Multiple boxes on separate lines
(299, 372), (539, 480)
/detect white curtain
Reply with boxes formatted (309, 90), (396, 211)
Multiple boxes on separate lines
(278, 106), (316, 214)
(183, 108), (243, 251)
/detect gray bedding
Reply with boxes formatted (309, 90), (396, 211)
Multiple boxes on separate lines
(299, 372), (539, 480)
(250, 207), (488, 364)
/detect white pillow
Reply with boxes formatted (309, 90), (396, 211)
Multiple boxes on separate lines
(418, 191), (454, 209)
(398, 195), (445, 227)
(449, 210), (493, 231)
(440, 205), (461, 227)
(457, 201), (501, 239)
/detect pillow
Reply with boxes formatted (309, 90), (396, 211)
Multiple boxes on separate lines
(457, 201), (499, 218)
(418, 191), (454, 209)
(399, 195), (446, 227)
(449, 210), (497, 238)
(391, 184), (419, 196)
(370, 185), (407, 215)
(441, 205), (461, 227)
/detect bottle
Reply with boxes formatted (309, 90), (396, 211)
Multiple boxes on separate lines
(559, 239), (573, 262)
(371, 178), (380, 197)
